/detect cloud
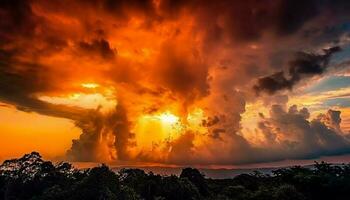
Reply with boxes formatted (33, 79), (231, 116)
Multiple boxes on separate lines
(305, 75), (350, 93)
(0, 0), (39, 44)
(148, 0), (325, 47)
(167, 131), (196, 164)
(1, 0), (350, 165)
(154, 41), (210, 108)
(78, 39), (116, 60)
(254, 46), (341, 94)
(166, 105), (350, 165)
(317, 109), (342, 133)
(67, 102), (135, 162)
(0, 50), (87, 119)
(131, 104), (350, 165)
(253, 105), (350, 162)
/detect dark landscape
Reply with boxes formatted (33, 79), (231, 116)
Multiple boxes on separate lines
(111, 166), (280, 179)
(1, 152), (350, 200)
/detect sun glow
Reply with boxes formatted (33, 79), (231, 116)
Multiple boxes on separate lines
(39, 92), (116, 112)
(81, 83), (100, 89)
(133, 111), (181, 151)
(157, 112), (179, 124)
(132, 109), (207, 153)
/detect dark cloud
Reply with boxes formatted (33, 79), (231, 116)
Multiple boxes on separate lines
(82, 0), (156, 19)
(0, 50), (86, 119)
(253, 105), (350, 162)
(0, 0), (39, 44)
(191, 0), (350, 46)
(66, 110), (105, 161)
(210, 128), (226, 140)
(2, 0), (350, 47)
(67, 102), (135, 162)
(169, 105), (350, 165)
(253, 71), (293, 95)
(50, 0), (350, 43)
(1, 0), (350, 165)
(167, 131), (195, 164)
(202, 116), (220, 127)
(289, 46), (340, 76)
(155, 42), (209, 106)
(0, 1), (79, 119)
(317, 109), (342, 133)
(108, 102), (136, 160)
(276, 0), (319, 35)
(78, 39), (116, 59)
(254, 46), (341, 94)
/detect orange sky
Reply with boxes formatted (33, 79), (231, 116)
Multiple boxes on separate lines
(0, 104), (80, 160)
(1, 0), (350, 167)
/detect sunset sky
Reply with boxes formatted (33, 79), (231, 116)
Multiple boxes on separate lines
(1, 0), (350, 168)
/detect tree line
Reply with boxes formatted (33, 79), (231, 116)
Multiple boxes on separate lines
(1, 152), (350, 200)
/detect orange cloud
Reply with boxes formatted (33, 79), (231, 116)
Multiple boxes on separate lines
(1, 0), (350, 166)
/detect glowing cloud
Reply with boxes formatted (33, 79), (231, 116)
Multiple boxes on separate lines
(1, 0), (350, 166)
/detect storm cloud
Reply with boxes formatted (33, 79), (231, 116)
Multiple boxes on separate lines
(254, 46), (341, 94)
(157, 105), (350, 165)
(1, 0), (350, 165)
(253, 105), (350, 162)
(67, 102), (135, 162)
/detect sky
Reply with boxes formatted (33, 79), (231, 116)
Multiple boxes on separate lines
(1, 0), (350, 168)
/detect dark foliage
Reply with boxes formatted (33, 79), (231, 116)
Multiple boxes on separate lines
(1, 153), (350, 200)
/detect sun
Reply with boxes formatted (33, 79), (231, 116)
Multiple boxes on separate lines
(81, 83), (100, 89)
(157, 112), (179, 124)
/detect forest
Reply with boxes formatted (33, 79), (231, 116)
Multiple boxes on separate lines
(1, 152), (350, 200)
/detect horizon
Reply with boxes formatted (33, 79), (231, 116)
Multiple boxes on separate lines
(0, 151), (350, 180)
(1, 0), (350, 169)
(3, 151), (350, 180)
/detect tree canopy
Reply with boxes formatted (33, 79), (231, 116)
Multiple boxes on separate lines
(1, 152), (350, 200)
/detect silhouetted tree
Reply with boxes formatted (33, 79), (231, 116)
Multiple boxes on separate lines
(2, 152), (350, 200)
(180, 168), (209, 196)
(68, 165), (120, 200)
(220, 185), (251, 200)
(161, 175), (200, 200)
(273, 184), (305, 200)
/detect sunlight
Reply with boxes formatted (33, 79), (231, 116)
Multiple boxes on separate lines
(157, 112), (179, 124)
(133, 111), (182, 151)
(81, 83), (100, 89)
(39, 93), (116, 112)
